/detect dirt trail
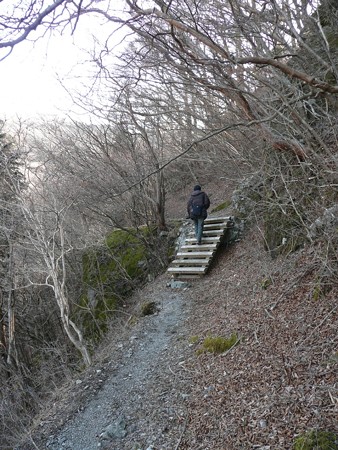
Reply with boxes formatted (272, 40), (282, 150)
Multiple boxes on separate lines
(45, 285), (193, 450)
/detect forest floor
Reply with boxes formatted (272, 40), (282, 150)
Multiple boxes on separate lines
(17, 209), (338, 450)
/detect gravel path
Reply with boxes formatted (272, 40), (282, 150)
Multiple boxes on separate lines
(45, 286), (193, 450)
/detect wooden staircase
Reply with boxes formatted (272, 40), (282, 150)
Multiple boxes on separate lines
(167, 216), (234, 279)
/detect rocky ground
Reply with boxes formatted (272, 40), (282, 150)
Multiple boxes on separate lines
(16, 213), (338, 450)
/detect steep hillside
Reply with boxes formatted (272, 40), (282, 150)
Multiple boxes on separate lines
(16, 209), (337, 449)
(176, 227), (338, 448)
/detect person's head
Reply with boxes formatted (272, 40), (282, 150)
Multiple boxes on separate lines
(194, 185), (201, 191)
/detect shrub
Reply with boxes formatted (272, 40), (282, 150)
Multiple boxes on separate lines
(198, 333), (239, 355)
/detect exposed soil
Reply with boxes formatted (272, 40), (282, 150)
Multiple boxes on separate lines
(16, 210), (338, 450)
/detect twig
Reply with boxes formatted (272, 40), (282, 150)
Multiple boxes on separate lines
(298, 305), (337, 347)
(174, 418), (188, 450)
(169, 365), (176, 376)
(220, 339), (240, 358)
(264, 308), (275, 319)
(269, 268), (310, 311)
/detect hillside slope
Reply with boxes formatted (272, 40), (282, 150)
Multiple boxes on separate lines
(17, 219), (337, 450)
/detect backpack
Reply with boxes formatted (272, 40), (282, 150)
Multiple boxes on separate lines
(190, 203), (203, 218)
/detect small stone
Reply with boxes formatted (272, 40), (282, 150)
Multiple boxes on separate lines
(100, 416), (128, 440)
(259, 419), (267, 429)
(167, 280), (191, 289)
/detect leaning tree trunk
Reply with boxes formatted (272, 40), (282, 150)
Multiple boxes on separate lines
(45, 224), (91, 367)
(6, 241), (19, 369)
(155, 170), (166, 231)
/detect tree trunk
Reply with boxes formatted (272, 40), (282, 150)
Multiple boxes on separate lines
(6, 242), (18, 369)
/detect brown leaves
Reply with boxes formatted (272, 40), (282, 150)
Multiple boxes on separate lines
(178, 229), (338, 448)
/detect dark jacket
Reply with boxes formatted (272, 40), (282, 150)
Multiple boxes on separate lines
(187, 190), (210, 219)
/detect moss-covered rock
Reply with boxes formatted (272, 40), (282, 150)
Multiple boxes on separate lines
(211, 200), (231, 213)
(76, 222), (181, 342)
(232, 175), (264, 221)
(263, 202), (306, 258)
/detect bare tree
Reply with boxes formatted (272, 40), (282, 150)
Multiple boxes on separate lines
(0, 0), (85, 59)
(17, 190), (92, 366)
(0, 123), (24, 374)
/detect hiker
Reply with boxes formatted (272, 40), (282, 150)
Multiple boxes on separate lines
(187, 185), (210, 245)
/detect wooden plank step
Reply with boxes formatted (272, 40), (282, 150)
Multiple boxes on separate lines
(204, 216), (231, 224)
(167, 267), (206, 274)
(171, 259), (209, 265)
(205, 229), (226, 235)
(167, 215), (235, 279)
(176, 251), (214, 258)
(181, 244), (217, 250)
(189, 229), (224, 236)
(186, 237), (220, 243)
(203, 221), (230, 227)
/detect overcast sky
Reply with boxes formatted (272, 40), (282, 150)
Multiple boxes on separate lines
(0, 34), (83, 119)
(0, 10), (124, 122)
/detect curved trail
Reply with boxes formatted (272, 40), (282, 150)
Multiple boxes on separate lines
(47, 289), (191, 450)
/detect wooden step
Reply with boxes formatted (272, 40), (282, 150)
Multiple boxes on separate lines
(167, 267), (206, 274)
(204, 216), (232, 224)
(171, 258), (209, 265)
(168, 215), (234, 279)
(203, 222), (229, 229)
(188, 229), (224, 236)
(186, 237), (220, 243)
(204, 221), (230, 229)
(181, 244), (217, 251)
(170, 274), (202, 279)
(202, 230), (225, 235)
(176, 251), (214, 258)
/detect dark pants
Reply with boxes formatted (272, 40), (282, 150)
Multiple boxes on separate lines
(194, 217), (204, 243)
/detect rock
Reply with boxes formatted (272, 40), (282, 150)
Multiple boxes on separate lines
(100, 415), (128, 440)
(308, 204), (338, 238)
(166, 280), (191, 289)
(232, 174), (264, 219)
(259, 419), (267, 428)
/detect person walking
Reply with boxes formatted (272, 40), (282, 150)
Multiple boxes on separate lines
(187, 185), (210, 245)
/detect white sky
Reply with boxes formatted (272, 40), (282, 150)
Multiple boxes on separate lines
(1, 36), (84, 119)
(0, 11), (125, 122)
